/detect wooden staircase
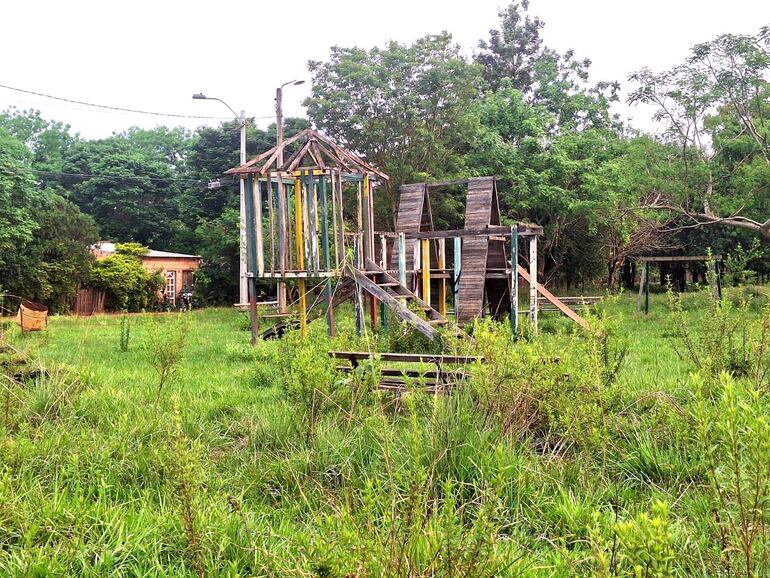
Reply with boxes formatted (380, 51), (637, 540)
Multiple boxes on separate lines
(348, 259), (461, 340)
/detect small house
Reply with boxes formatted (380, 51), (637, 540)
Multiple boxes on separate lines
(92, 242), (201, 305)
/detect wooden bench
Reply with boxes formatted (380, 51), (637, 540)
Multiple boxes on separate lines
(329, 351), (482, 394)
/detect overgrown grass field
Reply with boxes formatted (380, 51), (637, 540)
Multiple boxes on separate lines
(2, 288), (770, 576)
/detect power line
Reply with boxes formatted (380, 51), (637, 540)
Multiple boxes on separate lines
(32, 169), (237, 186)
(0, 83), (277, 121)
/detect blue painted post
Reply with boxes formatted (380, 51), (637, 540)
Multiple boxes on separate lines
(453, 237), (461, 322)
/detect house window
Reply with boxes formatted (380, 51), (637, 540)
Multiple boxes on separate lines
(165, 271), (176, 304)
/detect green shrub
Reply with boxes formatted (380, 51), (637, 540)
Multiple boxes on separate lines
(90, 244), (157, 312)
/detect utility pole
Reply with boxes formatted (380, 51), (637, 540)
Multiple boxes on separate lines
(276, 86), (286, 313)
(192, 93), (249, 306)
(275, 79), (304, 313)
(238, 109), (247, 306)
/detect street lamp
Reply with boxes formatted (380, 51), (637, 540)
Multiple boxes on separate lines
(193, 93), (248, 306)
(274, 79), (305, 313)
(275, 80), (305, 167)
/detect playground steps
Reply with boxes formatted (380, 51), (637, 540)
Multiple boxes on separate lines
(348, 260), (463, 341)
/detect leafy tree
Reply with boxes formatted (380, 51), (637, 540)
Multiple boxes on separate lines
(305, 33), (482, 226)
(630, 28), (770, 238)
(475, 1), (546, 93)
(475, 2), (621, 133)
(28, 194), (99, 312)
(0, 108), (76, 190)
(65, 136), (179, 247)
(90, 243), (162, 311)
(0, 131), (41, 297)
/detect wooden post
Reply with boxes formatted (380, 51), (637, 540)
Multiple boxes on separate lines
(305, 171), (318, 275)
(716, 261), (723, 301)
(276, 174), (287, 312)
(510, 225), (518, 336)
(335, 171), (345, 264)
(354, 235), (364, 337)
(255, 177), (265, 276)
(362, 175), (377, 329)
(421, 238), (431, 308)
(294, 175), (307, 338)
(413, 240), (421, 296)
(644, 261), (650, 315)
(330, 170), (339, 266)
(529, 235), (538, 331)
(380, 234), (388, 330)
(320, 175), (334, 337)
(266, 173), (275, 274)
(437, 238), (446, 317)
(398, 233), (406, 285)
(398, 232), (406, 306)
(453, 237), (461, 322)
(636, 261), (646, 314)
(243, 176), (260, 345)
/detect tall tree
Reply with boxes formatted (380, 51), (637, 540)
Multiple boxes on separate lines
(305, 33), (482, 226)
(631, 28), (770, 238)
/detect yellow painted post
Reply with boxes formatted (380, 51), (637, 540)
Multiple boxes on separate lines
(438, 238), (446, 316)
(294, 176), (307, 337)
(421, 238), (430, 307)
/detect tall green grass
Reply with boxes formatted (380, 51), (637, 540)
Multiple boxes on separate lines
(1, 289), (769, 575)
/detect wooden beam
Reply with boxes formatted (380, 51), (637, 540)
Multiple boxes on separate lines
(637, 255), (722, 262)
(404, 225), (542, 239)
(516, 265), (589, 329)
(329, 351), (482, 364)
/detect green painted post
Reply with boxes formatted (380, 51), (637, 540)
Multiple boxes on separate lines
(453, 237), (461, 322)
(243, 176), (260, 344)
(716, 261), (723, 301)
(644, 261), (651, 315)
(510, 225), (518, 336)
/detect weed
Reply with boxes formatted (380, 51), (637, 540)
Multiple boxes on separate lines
(119, 313), (130, 352)
(145, 316), (189, 403)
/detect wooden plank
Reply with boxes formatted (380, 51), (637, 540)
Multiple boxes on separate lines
(638, 255), (722, 262)
(329, 351), (482, 364)
(516, 265), (589, 329)
(404, 225), (542, 239)
(348, 265), (438, 340)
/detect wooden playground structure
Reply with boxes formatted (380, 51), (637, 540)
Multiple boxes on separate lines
(226, 129), (587, 343)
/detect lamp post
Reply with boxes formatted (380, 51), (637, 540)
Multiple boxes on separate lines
(275, 79), (305, 313)
(192, 93), (248, 306)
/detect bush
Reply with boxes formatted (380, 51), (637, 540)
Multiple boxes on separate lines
(90, 244), (162, 311)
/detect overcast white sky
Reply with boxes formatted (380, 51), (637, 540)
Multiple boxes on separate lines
(1, 0), (766, 141)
